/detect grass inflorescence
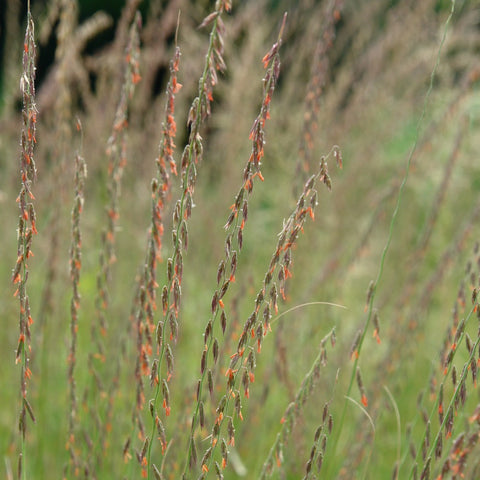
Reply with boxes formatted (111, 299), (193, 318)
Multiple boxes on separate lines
(3, 0), (480, 479)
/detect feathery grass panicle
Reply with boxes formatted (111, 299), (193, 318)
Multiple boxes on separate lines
(181, 13), (287, 478)
(66, 118), (87, 477)
(127, 26), (182, 474)
(13, 5), (37, 480)
(197, 150), (340, 476)
(144, 3), (230, 478)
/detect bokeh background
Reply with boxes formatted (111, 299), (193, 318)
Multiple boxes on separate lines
(1, 0), (480, 478)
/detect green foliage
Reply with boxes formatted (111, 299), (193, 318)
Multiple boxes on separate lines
(2, 0), (480, 479)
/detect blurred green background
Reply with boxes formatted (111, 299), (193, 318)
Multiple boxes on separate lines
(1, 0), (480, 478)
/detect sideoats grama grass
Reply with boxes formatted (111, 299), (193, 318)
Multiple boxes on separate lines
(3, 0), (480, 479)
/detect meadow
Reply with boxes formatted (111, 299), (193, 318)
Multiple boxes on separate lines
(1, 0), (480, 479)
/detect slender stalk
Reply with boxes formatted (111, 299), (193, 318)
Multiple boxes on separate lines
(145, 4), (230, 478)
(13, 7), (37, 480)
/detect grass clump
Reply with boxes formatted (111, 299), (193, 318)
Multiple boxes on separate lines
(2, 0), (480, 479)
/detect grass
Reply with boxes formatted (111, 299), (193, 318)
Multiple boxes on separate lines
(2, 0), (480, 479)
